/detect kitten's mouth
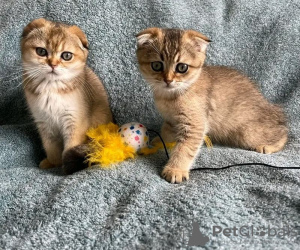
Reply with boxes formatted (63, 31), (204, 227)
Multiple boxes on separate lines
(49, 70), (58, 75)
(164, 84), (175, 89)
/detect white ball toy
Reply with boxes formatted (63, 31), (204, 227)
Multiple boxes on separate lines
(118, 122), (150, 152)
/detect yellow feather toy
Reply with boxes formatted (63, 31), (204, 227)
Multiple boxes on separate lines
(85, 122), (212, 168)
(86, 123), (136, 168)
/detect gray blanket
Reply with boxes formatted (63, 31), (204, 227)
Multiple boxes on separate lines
(0, 0), (299, 249)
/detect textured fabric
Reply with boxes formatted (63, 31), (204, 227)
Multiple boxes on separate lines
(0, 0), (299, 249)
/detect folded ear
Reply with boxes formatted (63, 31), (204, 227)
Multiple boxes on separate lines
(184, 30), (211, 53)
(68, 25), (88, 49)
(22, 18), (48, 38)
(136, 27), (161, 46)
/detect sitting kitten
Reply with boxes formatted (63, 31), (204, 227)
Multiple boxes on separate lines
(136, 28), (288, 183)
(21, 18), (112, 174)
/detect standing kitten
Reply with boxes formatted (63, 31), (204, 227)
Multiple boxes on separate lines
(136, 28), (288, 183)
(21, 18), (112, 174)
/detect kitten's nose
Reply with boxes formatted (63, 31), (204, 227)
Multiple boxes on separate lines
(50, 64), (57, 69)
(165, 79), (173, 86)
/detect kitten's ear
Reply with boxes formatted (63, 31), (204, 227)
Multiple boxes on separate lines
(22, 18), (48, 38)
(136, 28), (161, 46)
(185, 30), (211, 53)
(68, 25), (89, 49)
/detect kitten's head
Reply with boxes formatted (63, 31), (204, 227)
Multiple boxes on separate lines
(136, 28), (210, 97)
(21, 18), (88, 92)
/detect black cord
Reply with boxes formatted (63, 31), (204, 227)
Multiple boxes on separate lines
(147, 129), (170, 159)
(147, 129), (300, 171)
(191, 163), (300, 171)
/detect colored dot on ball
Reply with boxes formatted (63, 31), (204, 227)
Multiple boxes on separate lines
(135, 136), (139, 141)
(139, 124), (143, 127)
(144, 136), (147, 142)
(130, 126), (134, 130)
(136, 130), (141, 135)
(146, 131), (149, 136)
(124, 128), (127, 131)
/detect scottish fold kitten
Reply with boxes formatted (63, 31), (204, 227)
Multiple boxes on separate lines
(21, 18), (112, 174)
(136, 28), (288, 183)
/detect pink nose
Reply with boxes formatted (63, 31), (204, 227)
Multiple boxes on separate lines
(165, 79), (172, 86)
(50, 64), (57, 69)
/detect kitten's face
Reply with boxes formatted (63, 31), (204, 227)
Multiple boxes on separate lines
(136, 28), (210, 97)
(21, 19), (88, 90)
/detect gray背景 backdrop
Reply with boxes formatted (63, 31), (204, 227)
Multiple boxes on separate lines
(0, 0), (299, 249)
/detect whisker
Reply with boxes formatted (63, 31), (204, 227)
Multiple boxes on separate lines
(22, 70), (42, 90)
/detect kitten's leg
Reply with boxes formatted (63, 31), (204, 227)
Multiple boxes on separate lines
(62, 127), (88, 156)
(39, 137), (63, 169)
(162, 122), (205, 184)
(37, 123), (63, 169)
(240, 124), (288, 154)
(152, 121), (176, 145)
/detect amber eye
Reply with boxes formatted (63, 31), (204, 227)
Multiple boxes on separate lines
(176, 63), (188, 73)
(36, 47), (47, 57)
(151, 61), (164, 72)
(61, 52), (73, 61)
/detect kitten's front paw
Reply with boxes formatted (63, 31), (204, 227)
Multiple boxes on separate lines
(39, 158), (57, 169)
(161, 166), (189, 184)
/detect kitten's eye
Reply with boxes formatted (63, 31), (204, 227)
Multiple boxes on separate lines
(151, 61), (164, 72)
(176, 63), (188, 73)
(61, 52), (73, 61)
(36, 47), (47, 57)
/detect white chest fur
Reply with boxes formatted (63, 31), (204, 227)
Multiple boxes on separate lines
(25, 88), (84, 135)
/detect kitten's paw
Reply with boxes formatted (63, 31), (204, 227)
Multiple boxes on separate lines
(39, 158), (57, 169)
(255, 145), (281, 154)
(161, 166), (189, 184)
(255, 144), (284, 154)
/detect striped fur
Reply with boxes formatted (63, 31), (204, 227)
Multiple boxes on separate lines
(136, 28), (288, 183)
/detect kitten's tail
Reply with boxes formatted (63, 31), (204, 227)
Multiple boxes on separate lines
(62, 144), (90, 175)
